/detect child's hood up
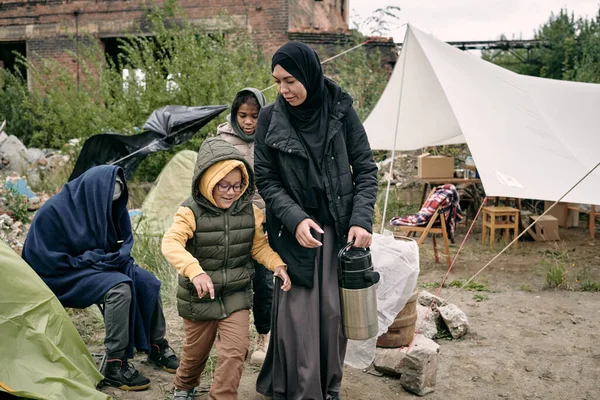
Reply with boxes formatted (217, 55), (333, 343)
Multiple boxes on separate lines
(192, 137), (254, 211)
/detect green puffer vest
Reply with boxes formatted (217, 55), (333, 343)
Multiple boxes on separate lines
(176, 199), (255, 321)
(175, 136), (258, 321)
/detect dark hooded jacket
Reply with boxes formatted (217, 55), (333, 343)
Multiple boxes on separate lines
(254, 78), (378, 288)
(218, 87), (267, 214)
(176, 137), (257, 321)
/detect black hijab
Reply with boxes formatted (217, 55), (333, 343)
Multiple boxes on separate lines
(271, 42), (331, 212)
(271, 41), (329, 132)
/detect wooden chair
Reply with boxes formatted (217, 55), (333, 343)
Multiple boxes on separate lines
(393, 205), (452, 268)
(482, 206), (519, 248)
(564, 204), (598, 240)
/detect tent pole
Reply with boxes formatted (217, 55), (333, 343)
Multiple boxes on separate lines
(380, 27), (410, 234)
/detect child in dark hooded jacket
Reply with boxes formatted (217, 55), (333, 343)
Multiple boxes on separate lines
(217, 87), (273, 366)
(162, 137), (290, 400)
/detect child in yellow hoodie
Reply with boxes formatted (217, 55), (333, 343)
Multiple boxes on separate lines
(162, 137), (290, 400)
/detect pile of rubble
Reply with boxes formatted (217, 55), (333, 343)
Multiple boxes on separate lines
(0, 122), (70, 253)
(373, 290), (469, 396)
(0, 129), (71, 189)
(0, 176), (53, 254)
(0, 213), (27, 254)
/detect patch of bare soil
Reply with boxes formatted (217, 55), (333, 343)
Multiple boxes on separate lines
(99, 227), (600, 400)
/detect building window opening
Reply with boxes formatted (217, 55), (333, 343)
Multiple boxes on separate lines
(0, 41), (27, 78)
(101, 37), (130, 70)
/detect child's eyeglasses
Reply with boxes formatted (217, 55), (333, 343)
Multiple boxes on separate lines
(216, 182), (244, 193)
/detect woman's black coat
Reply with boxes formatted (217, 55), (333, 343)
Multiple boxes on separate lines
(254, 79), (378, 288)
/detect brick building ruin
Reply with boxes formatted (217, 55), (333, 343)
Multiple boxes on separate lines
(0, 0), (396, 83)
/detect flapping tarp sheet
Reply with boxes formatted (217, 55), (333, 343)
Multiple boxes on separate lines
(69, 105), (226, 181)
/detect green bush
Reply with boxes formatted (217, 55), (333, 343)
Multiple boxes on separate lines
(545, 263), (568, 289)
(0, 69), (34, 143)
(2, 186), (30, 225)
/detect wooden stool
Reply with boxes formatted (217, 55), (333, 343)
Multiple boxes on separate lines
(482, 206), (519, 248)
(564, 204), (597, 240)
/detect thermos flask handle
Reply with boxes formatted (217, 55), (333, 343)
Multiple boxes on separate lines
(337, 239), (356, 260)
(337, 239), (355, 273)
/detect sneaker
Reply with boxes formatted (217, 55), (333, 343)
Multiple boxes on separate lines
(173, 388), (195, 400)
(101, 358), (151, 391)
(148, 339), (180, 373)
(250, 332), (270, 366)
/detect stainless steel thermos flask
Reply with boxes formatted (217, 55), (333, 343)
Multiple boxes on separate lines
(337, 241), (380, 340)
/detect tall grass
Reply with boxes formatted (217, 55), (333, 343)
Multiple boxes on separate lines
(131, 233), (177, 299)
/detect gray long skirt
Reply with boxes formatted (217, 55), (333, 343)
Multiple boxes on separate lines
(256, 225), (347, 400)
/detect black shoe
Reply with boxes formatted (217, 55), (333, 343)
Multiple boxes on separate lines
(148, 339), (180, 373)
(101, 358), (151, 391)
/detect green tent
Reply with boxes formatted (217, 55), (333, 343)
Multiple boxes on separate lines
(0, 241), (109, 400)
(136, 150), (196, 235)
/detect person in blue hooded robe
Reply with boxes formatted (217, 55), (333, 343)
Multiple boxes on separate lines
(22, 165), (179, 392)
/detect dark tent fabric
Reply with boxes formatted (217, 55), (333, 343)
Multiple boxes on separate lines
(69, 105), (227, 181)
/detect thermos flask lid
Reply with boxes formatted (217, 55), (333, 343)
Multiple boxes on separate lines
(340, 248), (372, 272)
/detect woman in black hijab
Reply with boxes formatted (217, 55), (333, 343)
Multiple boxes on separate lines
(254, 42), (378, 399)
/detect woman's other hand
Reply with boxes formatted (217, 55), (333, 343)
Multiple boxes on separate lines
(274, 265), (292, 291)
(295, 218), (323, 248)
(348, 226), (372, 248)
(192, 273), (215, 299)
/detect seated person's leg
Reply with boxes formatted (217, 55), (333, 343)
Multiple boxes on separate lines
(148, 295), (180, 373)
(100, 282), (151, 391)
(102, 282), (131, 360)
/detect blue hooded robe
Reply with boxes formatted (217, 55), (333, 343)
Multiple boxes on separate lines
(22, 165), (161, 358)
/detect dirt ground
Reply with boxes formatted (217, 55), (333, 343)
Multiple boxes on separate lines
(98, 225), (600, 400)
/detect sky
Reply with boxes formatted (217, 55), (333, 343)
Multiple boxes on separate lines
(350, 0), (600, 43)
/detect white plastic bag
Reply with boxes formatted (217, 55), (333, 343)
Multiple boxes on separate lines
(344, 230), (420, 369)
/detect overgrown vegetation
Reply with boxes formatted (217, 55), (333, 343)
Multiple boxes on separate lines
(544, 262), (568, 289)
(0, 1), (389, 183)
(2, 186), (30, 224)
(473, 294), (489, 302)
(576, 264), (600, 292)
(539, 242), (600, 291)
(131, 233), (176, 298)
(541, 242), (570, 289)
(448, 279), (492, 292)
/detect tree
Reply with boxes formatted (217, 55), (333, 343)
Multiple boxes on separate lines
(483, 7), (600, 83)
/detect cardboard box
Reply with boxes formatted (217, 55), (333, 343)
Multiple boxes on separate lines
(543, 201), (579, 227)
(417, 153), (454, 179)
(528, 215), (560, 241)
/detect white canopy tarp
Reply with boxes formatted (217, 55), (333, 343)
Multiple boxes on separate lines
(364, 25), (600, 206)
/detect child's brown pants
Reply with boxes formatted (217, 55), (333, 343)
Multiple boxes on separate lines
(174, 309), (250, 400)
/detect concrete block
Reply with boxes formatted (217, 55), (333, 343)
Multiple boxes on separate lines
(438, 303), (469, 339)
(415, 304), (439, 339)
(399, 334), (440, 396)
(418, 290), (445, 307)
(373, 347), (407, 377)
